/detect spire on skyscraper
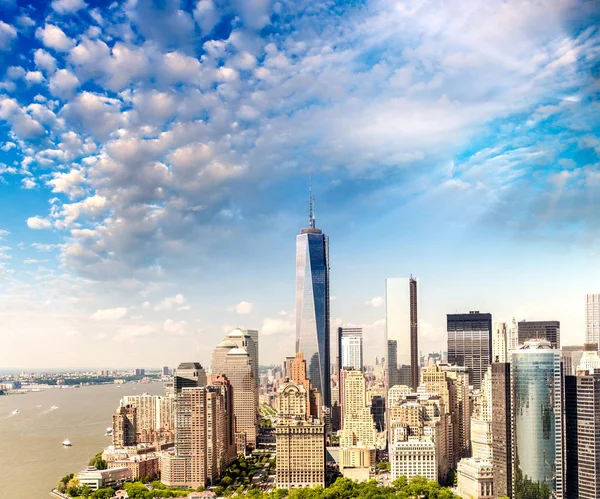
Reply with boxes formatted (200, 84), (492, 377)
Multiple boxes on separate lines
(309, 176), (315, 229)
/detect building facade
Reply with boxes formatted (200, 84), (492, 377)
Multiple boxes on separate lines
(340, 370), (376, 447)
(491, 362), (512, 499)
(339, 327), (363, 372)
(113, 406), (137, 447)
(586, 294), (600, 347)
(511, 340), (564, 499)
(492, 322), (507, 363)
(447, 311), (492, 389)
(295, 199), (330, 407)
(456, 458), (494, 499)
(517, 320), (560, 349)
(386, 277), (419, 390)
(390, 438), (437, 482)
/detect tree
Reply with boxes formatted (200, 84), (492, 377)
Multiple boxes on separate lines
(377, 462), (391, 472)
(215, 486), (225, 496)
(80, 484), (92, 497)
(89, 452), (108, 470)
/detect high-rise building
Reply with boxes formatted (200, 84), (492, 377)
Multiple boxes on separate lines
(562, 345), (585, 376)
(491, 362), (512, 499)
(442, 365), (471, 460)
(507, 317), (518, 354)
(224, 347), (258, 450)
(517, 320), (560, 349)
(113, 406), (137, 447)
(121, 393), (174, 443)
(338, 327), (363, 372)
(295, 189), (330, 407)
(163, 366), (169, 376)
(385, 277), (419, 390)
(174, 362), (207, 393)
(225, 328), (259, 386)
(565, 346), (600, 499)
(492, 322), (508, 363)
(586, 294), (600, 347)
(370, 395), (385, 433)
(390, 438), (437, 482)
(447, 311), (492, 389)
(470, 367), (492, 460)
(511, 340), (564, 499)
(340, 370), (376, 446)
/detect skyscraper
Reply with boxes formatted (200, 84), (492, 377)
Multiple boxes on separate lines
(492, 321), (508, 363)
(340, 370), (376, 446)
(338, 327), (363, 372)
(224, 328), (259, 386)
(447, 311), (492, 389)
(174, 362), (207, 393)
(386, 277), (419, 390)
(295, 188), (330, 407)
(511, 340), (564, 498)
(585, 294), (600, 347)
(113, 406), (137, 447)
(491, 362), (512, 499)
(517, 320), (560, 349)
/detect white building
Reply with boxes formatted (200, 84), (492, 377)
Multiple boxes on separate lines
(492, 322), (507, 363)
(507, 317), (518, 354)
(586, 294), (600, 347)
(340, 328), (363, 371)
(76, 466), (131, 491)
(456, 458), (494, 499)
(390, 437), (437, 482)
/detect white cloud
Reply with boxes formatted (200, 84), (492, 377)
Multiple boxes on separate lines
(114, 324), (155, 342)
(91, 307), (128, 320)
(36, 24), (75, 52)
(261, 317), (295, 337)
(364, 296), (383, 308)
(164, 318), (189, 335)
(48, 168), (86, 198)
(154, 293), (186, 311)
(27, 216), (52, 229)
(34, 49), (57, 73)
(22, 178), (37, 189)
(49, 69), (80, 99)
(25, 71), (44, 84)
(51, 0), (87, 15)
(0, 21), (17, 51)
(229, 301), (253, 314)
(0, 229), (9, 238)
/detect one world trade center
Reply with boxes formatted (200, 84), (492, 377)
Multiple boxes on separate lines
(295, 187), (331, 407)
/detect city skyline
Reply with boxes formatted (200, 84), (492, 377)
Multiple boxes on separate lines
(0, 0), (599, 368)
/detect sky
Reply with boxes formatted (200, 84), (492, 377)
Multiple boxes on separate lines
(0, 0), (599, 370)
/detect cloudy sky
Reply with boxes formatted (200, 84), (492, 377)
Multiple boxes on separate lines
(0, 0), (599, 369)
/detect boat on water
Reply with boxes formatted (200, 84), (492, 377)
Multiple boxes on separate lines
(51, 405), (58, 410)
(62, 439), (72, 447)
(11, 409), (19, 414)
(105, 427), (113, 436)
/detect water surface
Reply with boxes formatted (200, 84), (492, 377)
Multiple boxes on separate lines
(0, 382), (164, 497)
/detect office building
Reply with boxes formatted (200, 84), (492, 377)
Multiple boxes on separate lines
(275, 420), (326, 489)
(586, 294), (600, 347)
(135, 369), (145, 376)
(492, 322), (507, 363)
(507, 317), (518, 354)
(339, 444), (376, 482)
(340, 370), (376, 446)
(390, 438), (437, 482)
(113, 406), (137, 447)
(470, 368), (492, 460)
(511, 340), (564, 498)
(225, 328), (259, 386)
(295, 189), (331, 407)
(163, 366), (169, 376)
(517, 320), (560, 349)
(562, 346), (585, 376)
(370, 395), (385, 433)
(174, 362), (207, 393)
(224, 347), (258, 450)
(76, 466), (131, 491)
(386, 277), (419, 390)
(339, 327), (363, 371)
(442, 365), (471, 460)
(491, 362), (512, 499)
(277, 380), (309, 419)
(565, 346), (600, 499)
(447, 311), (492, 389)
(456, 458), (494, 499)
(121, 393), (174, 443)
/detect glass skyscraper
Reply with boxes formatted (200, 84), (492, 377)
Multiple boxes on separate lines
(447, 311), (492, 389)
(295, 199), (330, 407)
(511, 340), (564, 499)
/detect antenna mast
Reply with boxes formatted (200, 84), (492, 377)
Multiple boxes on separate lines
(309, 177), (315, 229)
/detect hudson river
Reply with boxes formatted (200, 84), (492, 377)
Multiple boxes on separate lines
(0, 382), (164, 498)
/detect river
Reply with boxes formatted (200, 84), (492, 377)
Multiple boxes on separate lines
(0, 382), (165, 498)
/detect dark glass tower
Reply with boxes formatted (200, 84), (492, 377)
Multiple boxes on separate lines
(492, 362), (512, 499)
(518, 320), (560, 349)
(447, 311), (492, 389)
(295, 189), (330, 407)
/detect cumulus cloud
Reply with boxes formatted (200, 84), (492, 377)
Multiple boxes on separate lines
(154, 293), (186, 311)
(0, 21), (17, 51)
(51, 0), (87, 15)
(114, 324), (155, 342)
(36, 24), (75, 52)
(27, 216), (52, 229)
(261, 317), (294, 336)
(229, 301), (253, 314)
(49, 69), (80, 98)
(34, 49), (57, 73)
(164, 318), (190, 335)
(364, 296), (383, 308)
(91, 307), (128, 320)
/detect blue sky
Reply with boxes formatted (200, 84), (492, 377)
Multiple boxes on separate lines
(0, 0), (599, 368)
